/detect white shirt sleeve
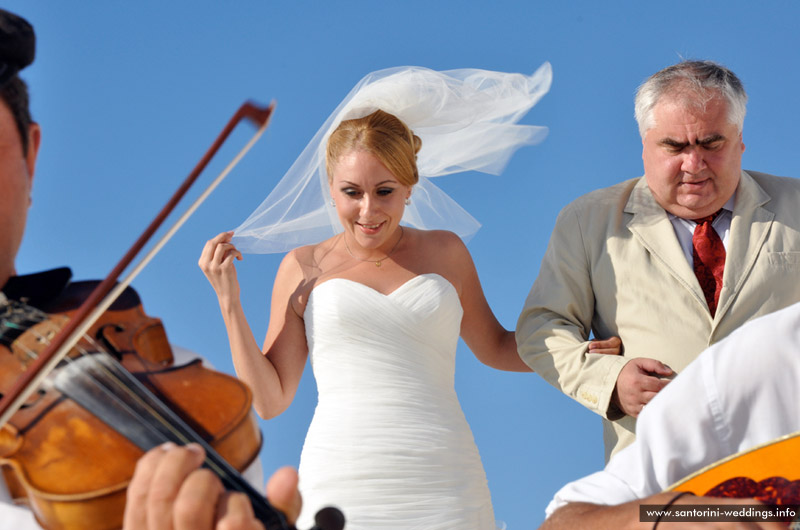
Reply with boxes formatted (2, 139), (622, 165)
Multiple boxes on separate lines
(0, 480), (43, 529)
(545, 301), (800, 518)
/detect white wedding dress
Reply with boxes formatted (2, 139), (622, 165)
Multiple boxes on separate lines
(296, 273), (496, 529)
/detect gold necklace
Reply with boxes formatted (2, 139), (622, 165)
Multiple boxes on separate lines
(343, 227), (404, 267)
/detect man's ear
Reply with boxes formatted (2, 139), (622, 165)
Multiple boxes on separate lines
(25, 122), (41, 187)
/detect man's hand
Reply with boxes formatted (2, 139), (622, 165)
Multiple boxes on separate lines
(612, 358), (674, 418)
(123, 443), (301, 530)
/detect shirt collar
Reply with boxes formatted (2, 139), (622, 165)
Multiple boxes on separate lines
(667, 193), (736, 224)
(1, 267), (73, 307)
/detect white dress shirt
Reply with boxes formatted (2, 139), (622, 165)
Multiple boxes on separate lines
(667, 195), (735, 267)
(546, 300), (800, 517)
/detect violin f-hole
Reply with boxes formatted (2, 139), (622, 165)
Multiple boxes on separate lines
(96, 323), (126, 359)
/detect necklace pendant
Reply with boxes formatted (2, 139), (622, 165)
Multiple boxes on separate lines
(375, 261), (382, 268)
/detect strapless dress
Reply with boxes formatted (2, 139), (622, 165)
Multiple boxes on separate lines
(296, 273), (496, 529)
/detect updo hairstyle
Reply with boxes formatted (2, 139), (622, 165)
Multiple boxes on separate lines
(326, 109), (422, 187)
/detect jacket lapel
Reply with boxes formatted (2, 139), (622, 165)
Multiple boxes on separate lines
(624, 178), (707, 309)
(714, 170), (774, 323)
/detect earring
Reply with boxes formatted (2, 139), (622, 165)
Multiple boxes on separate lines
(405, 198), (411, 205)
(330, 199), (336, 207)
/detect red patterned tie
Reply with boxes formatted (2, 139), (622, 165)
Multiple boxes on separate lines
(692, 212), (726, 316)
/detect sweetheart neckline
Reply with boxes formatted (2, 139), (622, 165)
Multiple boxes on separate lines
(309, 272), (456, 299)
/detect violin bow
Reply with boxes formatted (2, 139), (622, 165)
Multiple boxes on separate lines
(0, 100), (274, 426)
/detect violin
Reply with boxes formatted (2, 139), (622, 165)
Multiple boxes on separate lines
(0, 103), (344, 530)
(0, 276), (268, 529)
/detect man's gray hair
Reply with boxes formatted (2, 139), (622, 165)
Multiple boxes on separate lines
(634, 60), (747, 139)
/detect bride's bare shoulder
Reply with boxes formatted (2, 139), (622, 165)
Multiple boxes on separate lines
(412, 228), (468, 256)
(281, 235), (342, 282)
(277, 238), (341, 314)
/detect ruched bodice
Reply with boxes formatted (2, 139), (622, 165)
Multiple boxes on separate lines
(297, 273), (495, 529)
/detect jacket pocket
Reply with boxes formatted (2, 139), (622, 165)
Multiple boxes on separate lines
(767, 252), (800, 266)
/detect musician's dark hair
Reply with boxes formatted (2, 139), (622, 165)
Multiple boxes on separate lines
(0, 75), (34, 155)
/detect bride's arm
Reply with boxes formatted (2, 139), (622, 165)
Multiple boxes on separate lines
(199, 232), (309, 419)
(435, 232), (530, 372)
(439, 233), (622, 372)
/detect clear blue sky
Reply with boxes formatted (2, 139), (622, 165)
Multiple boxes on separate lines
(9, 1), (800, 527)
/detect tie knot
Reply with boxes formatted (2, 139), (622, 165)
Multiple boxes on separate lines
(693, 210), (722, 226)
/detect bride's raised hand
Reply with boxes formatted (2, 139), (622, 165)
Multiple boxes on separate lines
(198, 231), (244, 304)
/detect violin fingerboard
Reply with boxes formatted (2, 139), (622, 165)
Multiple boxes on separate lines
(54, 353), (293, 530)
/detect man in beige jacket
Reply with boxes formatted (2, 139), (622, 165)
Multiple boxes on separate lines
(516, 60), (800, 462)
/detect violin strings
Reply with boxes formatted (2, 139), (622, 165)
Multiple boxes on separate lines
(12, 316), (91, 365)
(67, 352), (239, 486)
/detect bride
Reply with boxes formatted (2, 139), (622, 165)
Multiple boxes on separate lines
(199, 65), (619, 529)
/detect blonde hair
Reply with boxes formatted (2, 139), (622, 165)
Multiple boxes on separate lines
(326, 109), (422, 186)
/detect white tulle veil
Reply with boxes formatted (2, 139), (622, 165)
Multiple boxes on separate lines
(232, 63), (553, 254)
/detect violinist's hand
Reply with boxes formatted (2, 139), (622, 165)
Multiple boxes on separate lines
(199, 231), (243, 304)
(124, 442), (302, 530)
(587, 336), (622, 355)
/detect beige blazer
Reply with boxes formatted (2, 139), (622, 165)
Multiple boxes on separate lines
(517, 170), (800, 461)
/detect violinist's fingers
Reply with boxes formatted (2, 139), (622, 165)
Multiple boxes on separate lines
(173, 468), (226, 530)
(124, 442), (171, 529)
(265, 466), (302, 525)
(215, 491), (265, 530)
(144, 443), (207, 530)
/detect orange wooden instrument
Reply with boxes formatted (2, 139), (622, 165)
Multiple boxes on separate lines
(0, 279), (263, 529)
(670, 431), (800, 503)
